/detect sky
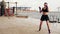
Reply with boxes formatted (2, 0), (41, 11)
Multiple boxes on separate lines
(0, 0), (60, 11)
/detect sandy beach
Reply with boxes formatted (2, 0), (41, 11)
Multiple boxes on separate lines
(0, 16), (60, 34)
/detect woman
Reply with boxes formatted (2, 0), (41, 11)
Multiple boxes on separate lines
(39, 2), (50, 33)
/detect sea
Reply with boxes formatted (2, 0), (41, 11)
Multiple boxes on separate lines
(16, 11), (60, 22)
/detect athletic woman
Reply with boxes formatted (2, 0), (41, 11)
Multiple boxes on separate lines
(39, 2), (51, 33)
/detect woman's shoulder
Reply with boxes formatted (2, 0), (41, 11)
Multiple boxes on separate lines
(42, 7), (44, 10)
(42, 7), (45, 9)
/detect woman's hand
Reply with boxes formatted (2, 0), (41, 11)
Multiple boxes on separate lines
(39, 7), (42, 13)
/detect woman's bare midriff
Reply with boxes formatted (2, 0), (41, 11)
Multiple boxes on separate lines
(42, 12), (48, 15)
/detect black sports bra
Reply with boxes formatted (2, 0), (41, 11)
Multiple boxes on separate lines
(42, 8), (48, 12)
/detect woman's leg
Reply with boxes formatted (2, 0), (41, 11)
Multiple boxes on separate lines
(39, 20), (43, 31)
(46, 21), (51, 33)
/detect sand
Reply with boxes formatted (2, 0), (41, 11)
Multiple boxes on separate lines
(0, 16), (60, 34)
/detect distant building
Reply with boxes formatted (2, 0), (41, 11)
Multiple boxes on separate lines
(17, 7), (31, 10)
(16, 7), (37, 12)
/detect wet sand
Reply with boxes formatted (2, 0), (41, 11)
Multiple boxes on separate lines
(0, 16), (60, 34)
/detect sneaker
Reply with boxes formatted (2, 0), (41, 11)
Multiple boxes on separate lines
(48, 29), (51, 34)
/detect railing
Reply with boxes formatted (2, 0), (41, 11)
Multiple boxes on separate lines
(48, 12), (60, 23)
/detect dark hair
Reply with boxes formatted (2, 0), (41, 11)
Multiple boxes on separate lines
(44, 2), (47, 4)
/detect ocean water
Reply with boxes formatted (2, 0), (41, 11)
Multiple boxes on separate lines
(17, 11), (60, 21)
